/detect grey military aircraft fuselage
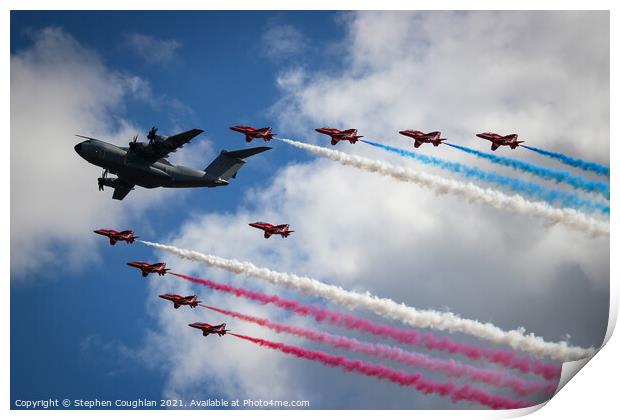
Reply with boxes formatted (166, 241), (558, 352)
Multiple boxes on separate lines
(74, 127), (271, 200)
(75, 139), (224, 188)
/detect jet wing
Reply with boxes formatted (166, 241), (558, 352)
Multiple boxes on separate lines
(112, 182), (135, 200)
(134, 129), (204, 164)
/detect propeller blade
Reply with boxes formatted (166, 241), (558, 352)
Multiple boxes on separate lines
(128, 135), (139, 151)
(147, 126), (158, 142)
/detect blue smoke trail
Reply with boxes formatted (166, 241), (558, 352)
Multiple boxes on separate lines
(361, 140), (609, 215)
(444, 143), (609, 199)
(521, 145), (609, 178)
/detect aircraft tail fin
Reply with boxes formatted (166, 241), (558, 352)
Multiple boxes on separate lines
(204, 147), (271, 181)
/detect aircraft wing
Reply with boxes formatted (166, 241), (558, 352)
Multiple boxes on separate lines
(162, 129), (204, 151)
(134, 129), (204, 164)
(112, 182), (135, 200)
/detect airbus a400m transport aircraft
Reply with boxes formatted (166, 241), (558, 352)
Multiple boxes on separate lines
(74, 126), (270, 200)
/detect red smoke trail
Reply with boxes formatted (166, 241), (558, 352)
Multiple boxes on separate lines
(230, 333), (531, 409)
(203, 304), (555, 397)
(171, 273), (560, 380)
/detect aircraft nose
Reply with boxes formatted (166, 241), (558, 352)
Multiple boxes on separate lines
(74, 143), (82, 154)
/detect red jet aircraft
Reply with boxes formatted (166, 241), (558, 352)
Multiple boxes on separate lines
(188, 322), (229, 337)
(93, 229), (138, 245)
(398, 130), (446, 148)
(315, 128), (363, 145)
(476, 132), (524, 151)
(249, 221), (294, 238)
(159, 294), (201, 309)
(127, 261), (170, 277)
(230, 125), (276, 142)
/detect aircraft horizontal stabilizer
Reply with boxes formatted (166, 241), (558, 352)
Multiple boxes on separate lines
(204, 147), (271, 181)
(224, 146), (272, 159)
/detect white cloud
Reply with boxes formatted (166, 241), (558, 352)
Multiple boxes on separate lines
(143, 156), (604, 407)
(125, 33), (181, 64)
(273, 11), (609, 164)
(10, 28), (203, 276)
(139, 11), (609, 408)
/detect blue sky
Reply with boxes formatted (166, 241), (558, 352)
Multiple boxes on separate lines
(10, 10), (609, 410)
(10, 10), (348, 408)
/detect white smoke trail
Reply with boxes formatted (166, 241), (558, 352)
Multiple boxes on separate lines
(278, 138), (609, 237)
(141, 240), (596, 362)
